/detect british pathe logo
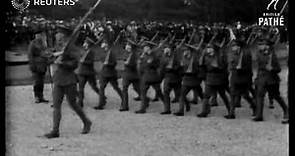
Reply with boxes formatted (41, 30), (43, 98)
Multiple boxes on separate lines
(258, 0), (288, 26)
(11, 0), (30, 13)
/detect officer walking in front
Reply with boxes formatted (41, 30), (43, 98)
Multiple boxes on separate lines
(44, 27), (92, 138)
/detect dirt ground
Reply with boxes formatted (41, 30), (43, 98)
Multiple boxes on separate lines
(5, 68), (288, 156)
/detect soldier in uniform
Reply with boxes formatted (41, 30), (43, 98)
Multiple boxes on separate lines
(226, 40), (256, 119)
(135, 41), (165, 114)
(159, 44), (182, 114)
(44, 28), (92, 138)
(76, 37), (100, 108)
(197, 43), (231, 118)
(253, 39), (288, 123)
(94, 41), (124, 110)
(174, 45), (203, 116)
(120, 40), (141, 111)
(28, 29), (50, 103)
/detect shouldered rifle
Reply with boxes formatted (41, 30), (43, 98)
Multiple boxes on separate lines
(60, 0), (103, 57)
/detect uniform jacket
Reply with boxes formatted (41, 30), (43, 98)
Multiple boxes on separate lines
(53, 55), (78, 86)
(256, 48), (281, 85)
(141, 51), (162, 83)
(76, 49), (96, 75)
(204, 50), (228, 85)
(28, 38), (49, 74)
(181, 53), (201, 86)
(100, 50), (118, 78)
(159, 52), (182, 84)
(229, 49), (253, 85)
(122, 50), (140, 81)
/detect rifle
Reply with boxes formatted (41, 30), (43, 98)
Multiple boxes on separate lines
(58, 0), (103, 57)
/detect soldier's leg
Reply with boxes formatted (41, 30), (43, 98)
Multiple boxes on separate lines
(253, 83), (267, 121)
(226, 85), (238, 119)
(133, 79), (141, 101)
(174, 85), (191, 116)
(210, 92), (218, 107)
(94, 77), (108, 110)
(65, 84), (92, 134)
(77, 75), (87, 107)
(242, 89), (256, 116)
(33, 72), (48, 103)
(135, 82), (150, 113)
(268, 84), (289, 123)
(121, 79), (131, 111)
(217, 86), (231, 116)
(268, 92), (275, 109)
(44, 84), (64, 138)
(172, 83), (181, 103)
(197, 85), (215, 117)
(88, 75), (100, 95)
(161, 81), (173, 114)
(151, 83), (164, 102)
(110, 78), (123, 101)
(132, 79), (141, 99)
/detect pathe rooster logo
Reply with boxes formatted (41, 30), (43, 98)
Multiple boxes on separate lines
(11, 0), (30, 13)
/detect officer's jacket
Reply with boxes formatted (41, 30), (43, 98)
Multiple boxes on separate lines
(141, 51), (162, 83)
(181, 53), (201, 86)
(122, 50), (140, 80)
(53, 55), (78, 86)
(28, 38), (49, 73)
(256, 48), (281, 85)
(204, 50), (228, 85)
(228, 49), (253, 85)
(76, 49), (96, 75)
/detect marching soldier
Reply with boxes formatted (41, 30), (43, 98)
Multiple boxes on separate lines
(159, 43), (182, 114)
(253, 38), (288, 123)
(120, 40), (142, 111)
(226, 40), (256, 119)
(44, 27), (92, 138)
(197, 43), (231, 118)
(76, 37), (100, 108)
(174, 44), (204, 116)
(28, 29), (51, 103)
(135, 40), (166, 114)
(93, 39), (124, 110)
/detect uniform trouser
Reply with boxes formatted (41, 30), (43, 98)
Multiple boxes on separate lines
(52, 84), (90, 132)
(177, 84), (203, 113)
(78, 75), (100, 105)
(192, 86), (204, 101)
(200, 84), (230, 115)
(255, 83), (288, 119)
(139, 81), (164, 111)
(235, 85), (256, 107)
(229, 83), (256, 116)
(32, 72), (46, 99)
(98, 77), (123, 107)
(163, 81), (181, 112)
(122, 78), (141, 109)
